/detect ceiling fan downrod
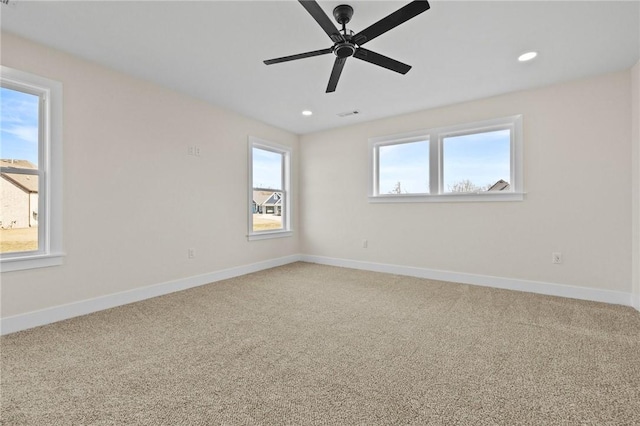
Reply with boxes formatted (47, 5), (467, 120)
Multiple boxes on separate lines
(332, 4), (356, 58)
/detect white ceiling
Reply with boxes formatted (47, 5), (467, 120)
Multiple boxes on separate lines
(2, 1), (639, 134)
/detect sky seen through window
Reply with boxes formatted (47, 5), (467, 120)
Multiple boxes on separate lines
(252, 147), (282, 190)
(0, 87), (39, 166)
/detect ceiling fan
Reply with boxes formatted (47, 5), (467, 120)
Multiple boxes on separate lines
(264, 0), (431, 93)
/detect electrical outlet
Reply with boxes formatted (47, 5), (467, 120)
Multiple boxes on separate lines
(552, 252), (562, 264)
(188, 146), (201, 156)
(188, 248), (196, 259)
(362, 239), (368, 248)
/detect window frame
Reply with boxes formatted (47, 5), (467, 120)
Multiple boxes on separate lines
(369, 115), (523, 203)
(1, 66), (64, 272)
(247, 136), (292, 241)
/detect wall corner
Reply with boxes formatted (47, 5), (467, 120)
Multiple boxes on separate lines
(631, 60), (640, 312)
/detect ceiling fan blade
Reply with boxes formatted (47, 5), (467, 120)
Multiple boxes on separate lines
(264, 48), (333, 65)
(326, 57), (347, 93)
(354, 48), (411, 74)
(353, 0), (430, 46)
(299, 0), (344, 43)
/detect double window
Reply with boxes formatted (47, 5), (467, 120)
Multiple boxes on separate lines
(369, 115), (523, 202)
(0, 66), (63, 271)
(248, 137), (292, 240)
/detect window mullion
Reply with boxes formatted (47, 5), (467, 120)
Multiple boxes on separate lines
(429, 132), (440, 194)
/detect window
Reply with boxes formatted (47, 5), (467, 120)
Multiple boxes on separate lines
(248, 137), (292, 240)
(369, 115), (523, 202)
(1, 66), (63, 271)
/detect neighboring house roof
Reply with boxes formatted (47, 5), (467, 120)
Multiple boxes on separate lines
(263, 192), (281, 206)
(0, 159), (39, 193)
(253, 190), (274, 205)
(0, 159), (37, 169)
(487, 179), (510, 192)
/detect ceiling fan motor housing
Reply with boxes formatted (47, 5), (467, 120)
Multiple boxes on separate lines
(334, 41), (356, 58)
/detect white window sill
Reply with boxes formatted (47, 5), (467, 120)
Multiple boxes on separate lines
(368, 192), (525, 203)
(1, 252), (65, 272)
(248, 230), (293, 241)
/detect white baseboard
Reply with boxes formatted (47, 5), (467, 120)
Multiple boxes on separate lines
(300, 255), (634, 307)
(3, 253), (635, 335)
(0, 255), (301, 335)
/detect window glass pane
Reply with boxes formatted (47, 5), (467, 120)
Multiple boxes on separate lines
(1, 87), (40, 253)
(443, 129), (510, 193)
(378, 140), (429, 194)
(252, 147), (282, 190)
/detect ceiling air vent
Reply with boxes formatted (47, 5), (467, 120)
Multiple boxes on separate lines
(337, 110), (360, 118)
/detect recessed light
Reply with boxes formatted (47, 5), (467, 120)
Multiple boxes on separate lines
(518, 51), (538, 62)
(302, 110), (313, 116)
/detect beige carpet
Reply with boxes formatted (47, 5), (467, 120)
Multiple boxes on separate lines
(2, 262), (639, 425)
